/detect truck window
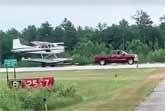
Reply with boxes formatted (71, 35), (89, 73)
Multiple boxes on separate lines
(117, 51), (121, 55)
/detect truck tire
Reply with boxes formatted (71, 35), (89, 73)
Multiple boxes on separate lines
(99, 60), (106, 65)
(128, 59), (134, 65)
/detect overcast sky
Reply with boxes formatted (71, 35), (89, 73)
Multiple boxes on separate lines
(0, 0), (165, 31)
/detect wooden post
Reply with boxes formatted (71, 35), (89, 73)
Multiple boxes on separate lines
(6, 67), (9, 85)
(45, 103), (48, 111)
(136, 62), (139, 68)
(43, 97), (48, 111)
(14, 67), (16, 79)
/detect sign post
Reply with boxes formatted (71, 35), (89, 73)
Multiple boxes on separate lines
(6, 66), (9, 84)
(4, 59), (17, 86)
(4, 59), (18, 109)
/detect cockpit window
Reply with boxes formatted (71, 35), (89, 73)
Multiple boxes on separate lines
(41, 45), (44, 48)
(51, 44), (54, 47)
(41, 45), (48, 48)
(48, 44), (51, 48)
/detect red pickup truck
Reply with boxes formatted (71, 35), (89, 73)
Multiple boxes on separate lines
(94, 50), (138, 65)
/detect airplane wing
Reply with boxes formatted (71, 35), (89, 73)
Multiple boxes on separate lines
(31, 41), (64, 46)
(31, 41), (49, 46)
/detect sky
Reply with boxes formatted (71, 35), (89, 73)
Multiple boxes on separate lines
(0, 0), (165, 31)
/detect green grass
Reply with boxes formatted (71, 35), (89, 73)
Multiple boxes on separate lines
(0, 68), (163, 111)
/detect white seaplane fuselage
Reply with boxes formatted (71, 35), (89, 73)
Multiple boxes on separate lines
(11, 39), (65, 54)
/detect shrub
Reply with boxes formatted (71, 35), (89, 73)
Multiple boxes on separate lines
(147, 49), (165, 62)
(0, 83), (82, 111)
(17, 61), (41, 67)
(72, 41), (112, 64)
(127, 40), (150, 63)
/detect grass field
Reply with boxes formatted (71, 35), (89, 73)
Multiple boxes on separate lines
(0, 68), (164, 111)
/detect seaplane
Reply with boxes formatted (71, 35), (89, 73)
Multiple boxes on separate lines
(11, 39), (72, 67)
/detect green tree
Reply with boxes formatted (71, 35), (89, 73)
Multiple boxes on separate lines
(2, 28), (20, 60)
(102, 20), (130, 50)
(132, 10), (153, 44)
(97, 22), (107, 31)
(101, 25), (120, 49)
(21, 25), (37, 43)
(61, 18), (78, 50)
(0, 31), (4, 64)
(37, 21), (54, 42)
(77, 26), (98, 43)
(95, 22), (108, 43)
(133, 10), (153, 26)
(118, 19), (130, 50)
(160, 15), (165, 48)
(52, 26), (64, 42)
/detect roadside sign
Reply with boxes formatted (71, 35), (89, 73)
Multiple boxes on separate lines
(8, 79), (21, 88)
(21, 77), (54, 88)
(7, 77), (54, 89)
(4, 59), (17, 68)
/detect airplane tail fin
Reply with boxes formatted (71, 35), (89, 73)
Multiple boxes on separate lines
(13, 39), (27, 49)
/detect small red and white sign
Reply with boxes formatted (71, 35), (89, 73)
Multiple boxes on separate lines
(21, 77), (54, 88)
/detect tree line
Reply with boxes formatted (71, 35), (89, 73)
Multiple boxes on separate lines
(1, 10), (165, 65)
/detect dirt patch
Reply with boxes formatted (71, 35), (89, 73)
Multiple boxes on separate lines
(149, 69), (165, 80)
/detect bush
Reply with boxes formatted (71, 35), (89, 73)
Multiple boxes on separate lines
(0, 83), (82, 111)
(72, 41), (112, 64)
(147, 49), (165, 62)
(17, 61), (41, 67)
(72, 54), (92, 65)
(127, 40), (150, 63)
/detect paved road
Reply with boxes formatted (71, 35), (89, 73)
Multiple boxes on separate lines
(135, 79), (165, 111)
(1, 63), (165, 72)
